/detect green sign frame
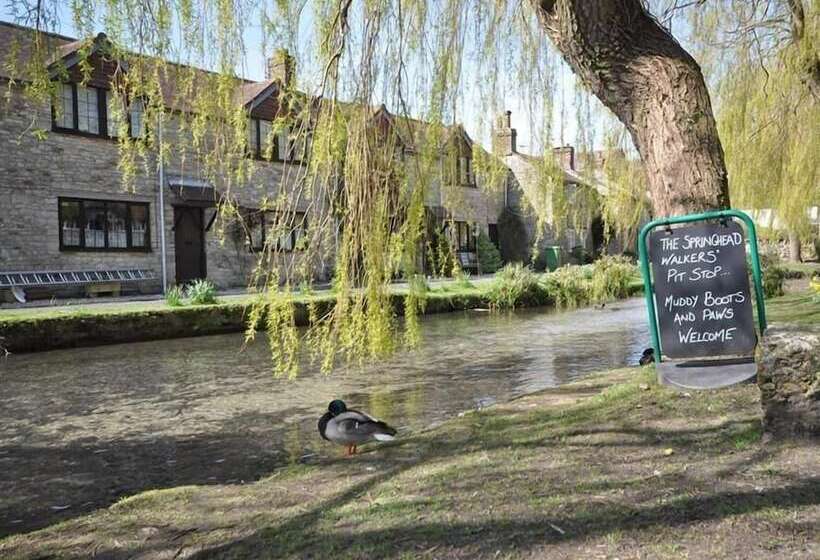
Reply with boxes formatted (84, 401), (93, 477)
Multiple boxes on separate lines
(638, 209), (767, 363)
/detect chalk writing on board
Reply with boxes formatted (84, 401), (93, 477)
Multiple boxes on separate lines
(649, 221), (756, 359)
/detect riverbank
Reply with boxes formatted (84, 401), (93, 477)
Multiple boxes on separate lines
(0, 275), (643, 354)
(0, 291), (816, 559)
(2, 367), (817, 559)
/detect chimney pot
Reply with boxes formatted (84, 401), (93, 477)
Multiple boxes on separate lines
(552, 146), (575, 171)
(493, 110), (516, 156)
(267, 48), (295, 87)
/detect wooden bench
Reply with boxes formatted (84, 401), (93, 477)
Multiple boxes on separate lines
(0, 269), (156, 303)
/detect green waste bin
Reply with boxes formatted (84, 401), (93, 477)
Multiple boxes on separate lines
(544, 246), (561, 271)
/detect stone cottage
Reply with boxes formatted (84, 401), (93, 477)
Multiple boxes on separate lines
(0, 21), (608, 302)
(493, 110), (613, 264)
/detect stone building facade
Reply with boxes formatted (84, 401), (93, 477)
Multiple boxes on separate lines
(1, 22), (610, 302)
(0, 22), (512, 299)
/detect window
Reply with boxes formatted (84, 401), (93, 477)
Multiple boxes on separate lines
(288, 128), (311, 163)
(458, 156), (475, 187)
(59, 199), (81, 247)
(53, 83), (142, 139)
(245, 210), (307, 252)
(77, 85), (99, 134)
(106, 94), (121, 138)
(58, 198), (150, 251)
(84, 200), (107, 248)
(129, 99), (144, 138)
(130, 204), (148, 247)
(455, 221), (475, 252)
(248, 118), (280, 160)
(55, 83), (74, 129)
(108, 96), (144, 138)
(277, 127), (290, 161)
(248, 118), (310, 163)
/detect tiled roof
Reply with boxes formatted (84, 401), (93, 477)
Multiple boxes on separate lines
(0, 20), (277, 112)
(0, 20), (493, 160)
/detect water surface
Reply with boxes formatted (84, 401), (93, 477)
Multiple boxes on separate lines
(0, 299), (648, 535)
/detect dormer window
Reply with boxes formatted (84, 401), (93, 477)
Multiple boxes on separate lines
(249, 118), (286, 161)
(53, 83), (103, 135)
(458, 156), (475, 187)
(55, 83), (75, 129)
(249, 118), (310, 163)
(77, 85), (100, 133)
(53, 82), (143, 139)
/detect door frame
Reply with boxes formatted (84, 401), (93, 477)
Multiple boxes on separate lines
(173, 205), (207, 284)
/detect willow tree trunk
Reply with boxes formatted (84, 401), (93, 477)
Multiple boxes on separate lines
(788, 231), (803, 263)
(532, 0), (730, 217)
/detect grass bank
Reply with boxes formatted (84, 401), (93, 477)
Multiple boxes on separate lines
(0, 274), (643, 354)
(1, 366), (817, 559)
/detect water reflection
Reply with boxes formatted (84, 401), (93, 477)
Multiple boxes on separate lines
(0, 299), (648, 536)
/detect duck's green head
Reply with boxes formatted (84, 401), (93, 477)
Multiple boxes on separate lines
(328, 399), (347, 416)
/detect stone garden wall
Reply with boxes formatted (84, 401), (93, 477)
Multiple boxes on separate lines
(757, 326), (820, 437)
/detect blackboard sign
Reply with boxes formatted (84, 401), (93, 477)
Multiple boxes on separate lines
(649, 221), (756, 359)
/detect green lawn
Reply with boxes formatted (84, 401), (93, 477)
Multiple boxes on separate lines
(763, 289), (820, 326)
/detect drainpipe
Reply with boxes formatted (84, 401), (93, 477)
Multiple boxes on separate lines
(157, 112), (168, 294)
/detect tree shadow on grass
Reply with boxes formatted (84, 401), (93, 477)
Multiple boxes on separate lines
(182, 470), (819, 559)
(177, 418), (818, 557)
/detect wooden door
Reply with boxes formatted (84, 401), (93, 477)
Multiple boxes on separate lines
(173, 206), (206, 285)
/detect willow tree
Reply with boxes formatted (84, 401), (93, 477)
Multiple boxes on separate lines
(681, 0), (819, 261)
(3, 0), (815, 373)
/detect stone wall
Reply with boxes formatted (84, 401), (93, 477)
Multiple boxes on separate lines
(0, 87), (163, 293)
(757, 326), (820, 437)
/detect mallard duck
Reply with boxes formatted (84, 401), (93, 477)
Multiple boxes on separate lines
(318, 399), (397, 455)
(638, 347), (655, 366)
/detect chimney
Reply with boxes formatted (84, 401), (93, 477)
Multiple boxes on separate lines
(552, 145), (575, 171)
(493, 110), (517, 156)
(267, 48), (295, 87)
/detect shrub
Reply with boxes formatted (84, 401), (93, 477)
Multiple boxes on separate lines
(476, 231), (503, 274)
(589, 255), (637, 303)
(758, 252), (786, 299)
(165, 285), (184, 307)
(487, 263), (550, 309)
(497, 208), (529, 264)
(185, 279), (218, 305)
(762, 265), (786, 299)
(452, 267), (475, 290)
(427, 226), (457, 277)
(544, 265), (590, 309)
